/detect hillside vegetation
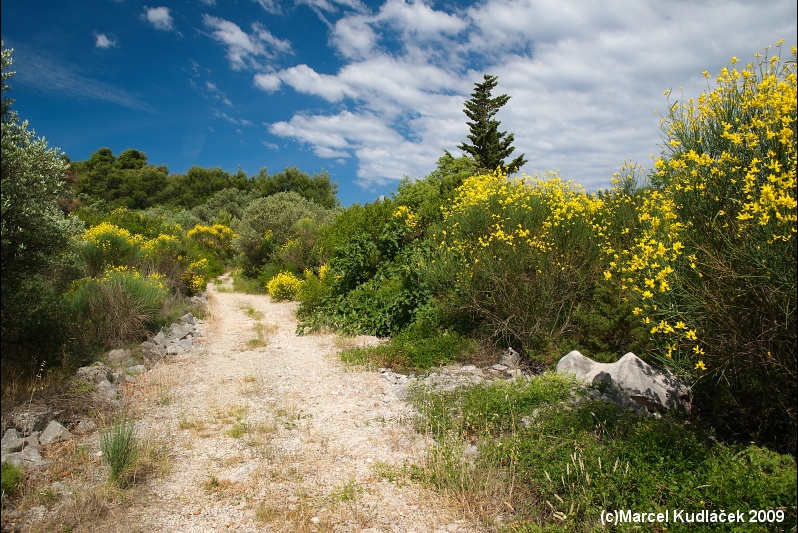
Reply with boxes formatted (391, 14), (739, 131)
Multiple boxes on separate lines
(2, 41), (796, 531)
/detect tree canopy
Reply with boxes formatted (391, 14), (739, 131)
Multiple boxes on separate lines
(458, 74), (527, 174)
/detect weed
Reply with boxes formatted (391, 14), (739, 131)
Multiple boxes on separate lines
(227, 421), (249, 439)
(328, 478), (361, 504)
(99, 417), (138, 485)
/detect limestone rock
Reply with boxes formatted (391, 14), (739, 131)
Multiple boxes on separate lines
(1, 428), (25, 454)
(107, 348), (134, 366)
(2, 444), (49, 468)
(556, 351), (691, 413)
(40, 420), (72, 445)
(499, 347), (521, 368)
(75, 364), (114, 386)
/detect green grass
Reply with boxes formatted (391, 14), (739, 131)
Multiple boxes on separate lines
(1, 461), (24, 497)
(339, 322), (473, 372)
(99, 418), (139, 485)
(408, 372), (797, 532)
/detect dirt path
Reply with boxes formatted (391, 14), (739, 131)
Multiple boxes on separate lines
(124, 277), (481, 532)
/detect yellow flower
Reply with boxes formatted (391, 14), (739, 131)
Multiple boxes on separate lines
(695, 360), (707, 371)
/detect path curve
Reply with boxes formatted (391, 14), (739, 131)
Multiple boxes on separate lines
(127, 277), (482, 532)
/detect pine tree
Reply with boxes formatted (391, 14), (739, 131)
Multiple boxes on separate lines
(458, 74), (527, 173)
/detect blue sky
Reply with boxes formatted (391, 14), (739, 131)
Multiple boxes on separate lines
(2, 0), (795, 206)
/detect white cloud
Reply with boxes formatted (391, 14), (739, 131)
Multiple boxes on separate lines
(143, 6), (175, 31)
(332, 15), (377, 60)
(252, 0), (282, 14)
(377, 0), (466, 37)
(203, 15), (292, 70)
(278, 64), (354, 101)
(253, 73), (283, 92)
(93, 32), (118, 49)
(264, 0), (797, 190)
(298, 0), (366, 12)
(214, 110), (254, 127)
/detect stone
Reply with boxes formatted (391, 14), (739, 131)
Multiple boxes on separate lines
(181, 312), (195, 324)
(73, 419), (96, 435)
(153, 331), (168, 349)
(107, 348), (133, 366)
(75, 364), (114, 386)
(499, 347), (521, 368)
(96, 380), (119, 401)
(9, 406), (56, 434)
(1, 429), (25, 454)
(126, 364), (146, 376)
(40, 420), (72, 445)
(556, 351), (691, 413)
(2, 444), (49, 468)
(169, 322), (193, 340)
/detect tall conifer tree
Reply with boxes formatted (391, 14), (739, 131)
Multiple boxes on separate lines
(458, 74), (527, 173)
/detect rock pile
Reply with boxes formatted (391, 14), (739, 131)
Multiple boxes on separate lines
(0, 312), (205, 470)
(1, 421), (73, 468)
(140, 312), (204, 359)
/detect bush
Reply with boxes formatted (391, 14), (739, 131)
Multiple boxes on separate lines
(266, 271), (303, 301)
(296, 265), (332, 319)
(425, 171), (606, 364)
(340, 319), (472, 372)
(80, 222), (143, 277)
(411, 373), (797, 532)
(66, 267), (169, 349)
(187, 223), (237, 260)
(234, 191), (335, 276)
(611, 43), (797, 453)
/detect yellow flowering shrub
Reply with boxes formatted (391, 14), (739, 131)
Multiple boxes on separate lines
(267, 271), (303, 301)
(81, 222), (143, 275)
(181, 258), (211, 295)
(187, 223), (236, 258)
(610, 43), (796, 451)
(429, 170), (608, 360)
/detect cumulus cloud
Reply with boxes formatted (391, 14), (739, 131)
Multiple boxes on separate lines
(261, 0), (796, 190)
(203, 15), (292, 70)
(143, 6), (175, 31)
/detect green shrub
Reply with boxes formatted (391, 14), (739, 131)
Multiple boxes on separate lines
(234, 191), (335, 276)
(80, 222), (142, 277)
(411, 373), (797, 532)
(296, 265), (332, 319)
(1, 460), (24, 497)
(340, 321), (473, 372)
(66, 267), (169, 349)
(424, 171), (606, 364)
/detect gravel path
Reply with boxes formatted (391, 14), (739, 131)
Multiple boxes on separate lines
(124, 277), (482, 532)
